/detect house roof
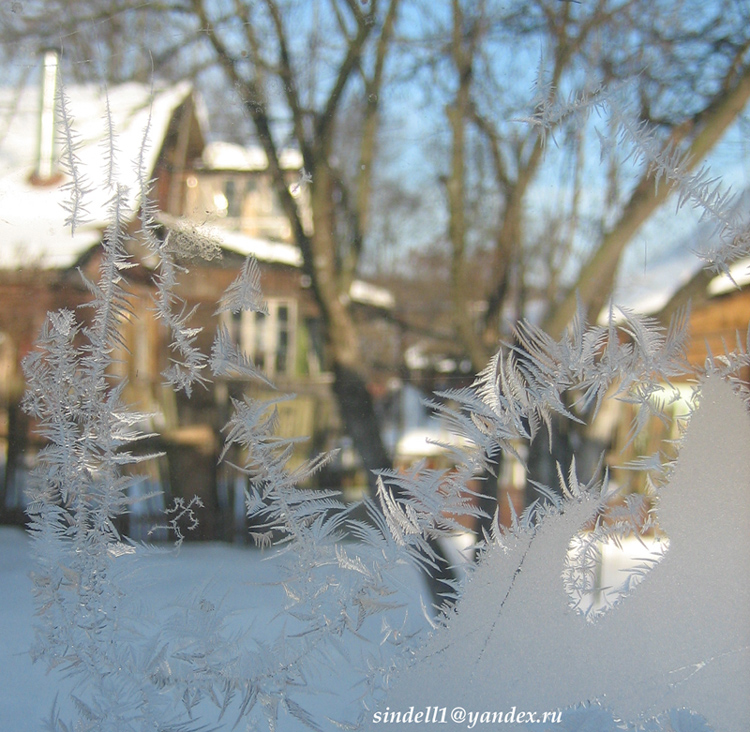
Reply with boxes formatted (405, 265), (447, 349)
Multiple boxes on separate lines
(605, 248), (704, 319)
(0, 75), (192, 270)
(207, 223), (304, 268)
(605, 189), (750, 320)
(218, 226), (395, 309)
(707, 256), (750, 296)
(157, 212), (395, 310)
(202, 141), (303, 172)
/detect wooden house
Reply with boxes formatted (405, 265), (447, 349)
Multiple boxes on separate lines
(0, 57), (396, 539)
(0, 54), (202, 525)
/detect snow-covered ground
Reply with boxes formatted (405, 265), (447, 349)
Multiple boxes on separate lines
(1, 526), (53, 731)
(0, 526), (370, 731)
(0, 522), (667, 731)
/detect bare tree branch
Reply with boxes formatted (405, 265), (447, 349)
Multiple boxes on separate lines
(546, 63), (750, 338)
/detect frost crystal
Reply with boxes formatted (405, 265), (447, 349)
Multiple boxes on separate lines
(372, 378), (750, 731)
(20, 57), (750, 732)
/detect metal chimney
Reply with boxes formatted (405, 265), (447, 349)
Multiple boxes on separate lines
(34, 49), (60, 184)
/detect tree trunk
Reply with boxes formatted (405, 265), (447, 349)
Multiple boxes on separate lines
(331, 363), (390, 489)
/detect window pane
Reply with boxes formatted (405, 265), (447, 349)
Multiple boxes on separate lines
(224, 179), (240, 217)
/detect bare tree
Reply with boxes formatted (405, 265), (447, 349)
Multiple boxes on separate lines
(187, 0), (403, 484)
(415, 0), (750, 370)
(546, 0), (750, 337)
(381, 0), (750, 527)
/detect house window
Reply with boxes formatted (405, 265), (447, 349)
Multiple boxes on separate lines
(304, 316), (326, 374)
(226, 299), (297, 377)
(275, 303), (292, 374)
(229, 309), (242, 346)
(224, 179), (241, 218)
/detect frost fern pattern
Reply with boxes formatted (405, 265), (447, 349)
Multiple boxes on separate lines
(20, 67), (750, 732)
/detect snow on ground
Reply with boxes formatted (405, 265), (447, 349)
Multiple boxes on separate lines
(0, 526), (381, 731)
(1, 523), (672, 731)
(0, 526), (54, 731)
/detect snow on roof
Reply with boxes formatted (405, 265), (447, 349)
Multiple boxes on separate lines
(202, 224), (304, 267)
(0, 76), (192, 270)
(603, 249), (703, 321)
(605, 188), (750, 320)
(157, 212), (396, 310)
(349, 279), (395, 310)
(202, 141), (303, 172)
(395, 427), (473, 458)
(707, 257), (750, 296)
(158, 214), (394, 310)
(396, 428), (450, 458)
